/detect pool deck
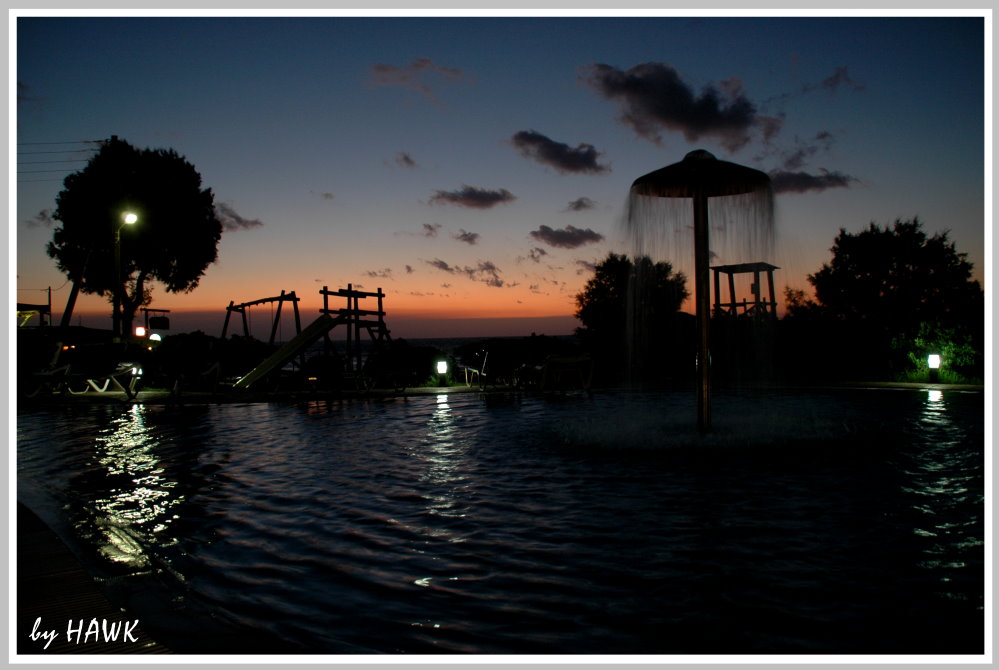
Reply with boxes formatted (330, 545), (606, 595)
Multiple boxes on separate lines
(17, 379), (985, 407)
(15, 502), (172, 656)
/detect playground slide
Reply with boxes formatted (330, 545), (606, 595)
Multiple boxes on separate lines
(233, 313), (336, 390)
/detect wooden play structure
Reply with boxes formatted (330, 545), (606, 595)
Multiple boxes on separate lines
(230, 284), (393, 390)
(222, 290), (303, 344)
(711, 262), (779, 318)
(319, 284), (392, 376)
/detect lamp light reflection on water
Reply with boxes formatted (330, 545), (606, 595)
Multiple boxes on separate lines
(420, 394), (467, 520)
(91, 404), (184, 568)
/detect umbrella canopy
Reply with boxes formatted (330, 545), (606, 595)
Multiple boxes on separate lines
(630, 149), (771, 199)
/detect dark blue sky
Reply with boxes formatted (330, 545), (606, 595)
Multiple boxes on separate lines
(16, 13), (987, 337)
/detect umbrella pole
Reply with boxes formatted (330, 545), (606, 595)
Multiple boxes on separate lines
(693, 192), (711, 432)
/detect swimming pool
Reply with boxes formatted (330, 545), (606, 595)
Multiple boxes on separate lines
(16, 388), (986, 655)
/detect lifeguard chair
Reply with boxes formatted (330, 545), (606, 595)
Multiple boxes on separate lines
(711, 262), (779, 318)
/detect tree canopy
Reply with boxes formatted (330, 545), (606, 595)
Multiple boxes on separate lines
(574, 253), (689, 383)
(788, 218), (983, 380)
(807, 218), (981, 334)
(48, 137), (223, 333)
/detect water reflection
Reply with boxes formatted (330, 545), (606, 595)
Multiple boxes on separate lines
(420, 394), (467, 520)
(904, 390), (983, 604)
(90, 404), (184, 568)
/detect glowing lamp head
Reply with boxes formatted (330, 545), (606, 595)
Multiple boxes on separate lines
(927, 354), (941, 369)
(436, 361), (448, 375)
(122, 212), (138, 225)
(134, 326), (147, 337)
(149, 333), (162, 342)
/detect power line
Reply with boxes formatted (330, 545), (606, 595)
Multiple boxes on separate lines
(17, 168), (81, 174)
(17, 159), (89, 165)
(17, 140), (103, 146)
(17, 149), (96, 155)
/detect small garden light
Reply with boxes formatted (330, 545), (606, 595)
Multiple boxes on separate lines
(436, 360), (448, 375)
(927, 354), (941, 382)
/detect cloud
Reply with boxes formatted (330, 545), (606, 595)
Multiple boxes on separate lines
(429, 185), (516, 209)
(810, 66), (866, 95)
(397, 223), (441, 238)
(425, 258), (508, 287)
(215, 202), (264, 231)
(369, 57), (472, 104)
(365, 268), (393, 279)
(18, 81), (33, 103)
(581, 61), (766, 152)
(310, 190), (335, 200)
(510, 130), (610, 174)
(405, 264), (414, 274)
(395, 152), (418, 168)
(26, 209), (54, 227)
(528, 247), (548, 263)
(565, 197), (597, 212)
(575, 259), (598, 275)
(453, 229), (480, 245)
(530, 224), (604, 249)
(774, 130), (837, 171)
(769, 169), (858, 194)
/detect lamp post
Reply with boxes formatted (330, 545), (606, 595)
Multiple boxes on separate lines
(113, 212), (138, 339)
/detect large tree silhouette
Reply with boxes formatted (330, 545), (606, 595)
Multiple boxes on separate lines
(803, 218), (983, 378)
(575, 253), (689, 383)
(48, 137), (222, 335)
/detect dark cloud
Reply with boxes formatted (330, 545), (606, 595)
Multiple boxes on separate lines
(510, 130), (610, 174)
(528, 247), (548, 263)
(310, 190), (335, 200)
(427, 258), (455, 273)
(365, 268), (393, 279)
(395, 152), (418, 168)
(581, 62), (766, 151)
(769, 169), (858, 194)
(778, 130), (837, 171)
(813, 66), (866, 94)
(425, 258), (508, 287)
(575, 259), (598, 275)
(26, 209), (54, 227)
(17, 81), (36, 103)
(215, 202), (264, 231)
(429, 185), (516, 209)
(530, 224), (604, 249)
(369, 57), (471, 104)
(405, 264), (414, 274)
(565, 197), (596, 212)
(397, 223), (441, 238)
(453, 229), (480, 245)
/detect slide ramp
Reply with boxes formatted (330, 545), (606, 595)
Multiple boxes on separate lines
(233, 313), (337, 390)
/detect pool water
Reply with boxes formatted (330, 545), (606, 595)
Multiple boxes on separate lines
(16, 388), (985, 655)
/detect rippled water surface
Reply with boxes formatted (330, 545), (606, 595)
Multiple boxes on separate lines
(17, 389), (985, 654)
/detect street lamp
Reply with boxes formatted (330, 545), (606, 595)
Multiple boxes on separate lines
(113, 212), (137, 338)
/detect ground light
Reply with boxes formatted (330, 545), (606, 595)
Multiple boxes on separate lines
(928, 354), (941, 382)
(436, 361), (448, 375)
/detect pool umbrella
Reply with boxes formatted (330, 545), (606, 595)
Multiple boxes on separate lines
(630, 149), (773, 432)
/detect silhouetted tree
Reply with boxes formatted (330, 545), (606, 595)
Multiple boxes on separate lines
(798, 218), (983, 379)
(575, 253), (689, 384)
(48, 137), (222, 335)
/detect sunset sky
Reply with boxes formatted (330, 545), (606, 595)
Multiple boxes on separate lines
(14, 12), (988, 339)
